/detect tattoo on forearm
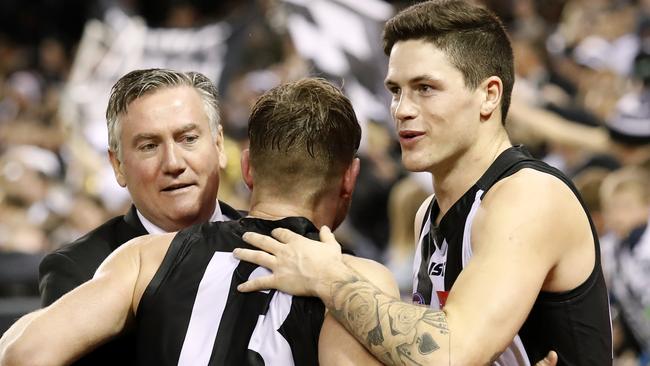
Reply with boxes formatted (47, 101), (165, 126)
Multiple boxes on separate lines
(329, 274), (449, 365)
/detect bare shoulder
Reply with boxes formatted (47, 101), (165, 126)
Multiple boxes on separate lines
(472, 168), (594, 290)
(97, 233), (173, 271)
(135, 232), (176, 262)
(342, 255), (400, 297)
(478, 167), (585, 231)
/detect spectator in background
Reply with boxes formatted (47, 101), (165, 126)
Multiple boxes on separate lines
(600, 167), (650, 361)
(37, 68), (240, 366)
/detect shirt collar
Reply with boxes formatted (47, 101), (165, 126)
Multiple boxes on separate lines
(136, 202), (226, 234)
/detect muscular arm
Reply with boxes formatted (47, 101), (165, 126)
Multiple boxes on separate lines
(327, 267), (450, 365)
(235, 170), (588, 364)
(0, 237), (151, 366)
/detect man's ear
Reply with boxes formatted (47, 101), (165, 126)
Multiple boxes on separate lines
(108, 149), (127, 187)
(240, 148), (254, 190)
(341, 157), (361, 199)
(214, 125), (228, 170)
(479, 76), (503, 121)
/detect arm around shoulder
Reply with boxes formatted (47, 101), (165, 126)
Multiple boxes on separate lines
(1, 236), (151, 366)
(319, 256), (400, 366)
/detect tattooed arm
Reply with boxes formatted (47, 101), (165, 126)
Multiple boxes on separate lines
(328, 269), (450, 365)
(319, 257), (401, 366)
(235, 227), (453, 365)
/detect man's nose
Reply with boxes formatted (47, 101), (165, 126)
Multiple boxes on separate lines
(393, 92), (418, 122)
(161, 142), (186, 175)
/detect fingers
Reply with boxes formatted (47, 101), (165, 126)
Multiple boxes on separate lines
(319, 226), (338, 246)
(233, 248), (276, 269)
(270, 227), (306, 243)
(237, 275), (275, 293)
(242, 232), (282, 253)
(534, 351), (558, 366)
(319, 225), (333, 242)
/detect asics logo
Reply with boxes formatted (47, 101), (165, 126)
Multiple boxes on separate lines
(428, 261), (445, 277)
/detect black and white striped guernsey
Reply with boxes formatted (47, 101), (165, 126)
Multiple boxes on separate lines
(135, 217), (325, 366)
(413, 145), (612, 365)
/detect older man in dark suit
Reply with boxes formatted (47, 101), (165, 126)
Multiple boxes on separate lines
(38, 68), (240, 365)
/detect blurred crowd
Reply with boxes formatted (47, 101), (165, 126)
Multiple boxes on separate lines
(0, 0), (649, 363)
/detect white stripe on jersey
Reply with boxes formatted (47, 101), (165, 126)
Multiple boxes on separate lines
(249, 266), (272, 294)
(178, 252), (240, 366)
(248, 291), (295, 365)
(412, 215), (429, 296)
(461, 190), (483, 267)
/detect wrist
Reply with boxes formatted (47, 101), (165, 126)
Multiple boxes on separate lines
(314, 260), (355, 307)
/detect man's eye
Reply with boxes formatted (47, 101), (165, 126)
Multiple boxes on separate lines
(139, 143), (157, 151)
(183, 135), (199, 144)
(418, 84), (433, 93)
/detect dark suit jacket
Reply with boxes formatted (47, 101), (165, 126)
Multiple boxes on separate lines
(38, 202), (242, 366)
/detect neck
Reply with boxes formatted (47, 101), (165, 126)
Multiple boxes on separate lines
(431, 129), (511, 218)
(247, 194), (335, 229)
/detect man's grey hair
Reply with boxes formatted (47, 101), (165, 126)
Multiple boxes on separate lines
(106, 68), (221, 158)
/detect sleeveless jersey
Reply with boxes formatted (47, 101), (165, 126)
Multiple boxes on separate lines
(412, 145), (612, 365)
(135, 217), (325, 366)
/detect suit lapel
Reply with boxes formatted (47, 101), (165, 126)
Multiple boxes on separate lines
(218, 200), (244, 220)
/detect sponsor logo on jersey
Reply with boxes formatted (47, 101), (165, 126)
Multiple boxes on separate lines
(428, 261), (446, 277)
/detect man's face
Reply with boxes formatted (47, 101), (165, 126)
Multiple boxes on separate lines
(384, 39), (482, 173)
(109, 86), (226, 231)
(602, 188), (650, 239)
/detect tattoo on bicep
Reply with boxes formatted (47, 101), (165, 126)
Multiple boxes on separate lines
(329, 275), (449, 365)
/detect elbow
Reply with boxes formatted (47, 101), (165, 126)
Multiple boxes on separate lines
(448, 336), (509, 366)
(444, 311), (506, 366)
(451, 349), (506, 366)
(1, 341), (55, 366)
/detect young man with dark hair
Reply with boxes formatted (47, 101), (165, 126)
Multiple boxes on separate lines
(235, 1), (613, 364)
(0, 78), (398, 365)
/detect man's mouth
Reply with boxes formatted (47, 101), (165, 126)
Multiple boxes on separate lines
(398, 130), (425, 143)
(161, 183), (194, 192)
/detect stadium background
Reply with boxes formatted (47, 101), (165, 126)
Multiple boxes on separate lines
(0, 0), (648, 363)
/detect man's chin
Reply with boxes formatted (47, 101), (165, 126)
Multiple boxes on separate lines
(402, 161), (429, 173)
(162, 206), (202, 225)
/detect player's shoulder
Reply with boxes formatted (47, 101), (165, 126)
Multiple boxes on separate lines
(475, 167), (587, 245)
(484, 167), (577, 211)
(121, 232), (175, 258)
(343, 255), (400, 297)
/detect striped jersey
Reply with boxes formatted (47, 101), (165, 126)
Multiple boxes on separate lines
(135, 217), (325, 366)
(412, 145), (612, 365)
